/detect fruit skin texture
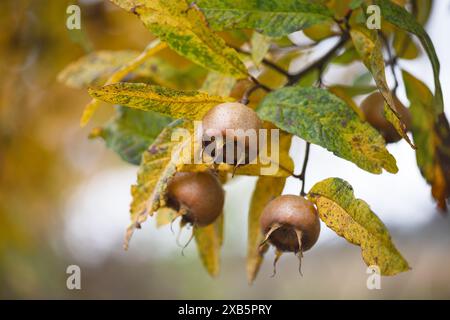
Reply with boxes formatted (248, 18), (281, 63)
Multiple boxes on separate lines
(167, 171), (224, 227)
(361, 92), (412, 143)
(202, 102), (263, 164)
(260, 195), (320, 252)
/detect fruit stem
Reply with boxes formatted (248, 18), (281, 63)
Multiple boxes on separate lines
(240, 83), (264, 105)
(293, 142), (311, 196)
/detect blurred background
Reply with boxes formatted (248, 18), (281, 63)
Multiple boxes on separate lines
(0, 0), (449, 299)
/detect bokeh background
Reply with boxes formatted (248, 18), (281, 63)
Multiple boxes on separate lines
(1, 0), (449, 299)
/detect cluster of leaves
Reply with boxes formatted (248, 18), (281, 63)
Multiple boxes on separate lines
(59, 0), (449, 282)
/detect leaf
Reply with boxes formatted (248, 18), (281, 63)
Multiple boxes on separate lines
(194, 213), (224, 277)
(375, 0), (443, 114)
(89, 83), (233, 120)
(350, 28), (415, 148)
(308, 177), (410, 276)
(393, 30), (419, 60)
(177, 128), (295, 178)
(247, 133), (291, 283)
(58, 50), (141, 89)
(125, 119), (193, 248)
(91, 107), (172, 165)
(110, 0), (247, 78)
(79, 39), (167, 126)
(201, 71), (236, 96)
(257, 86), (398, 174)
(250, 32), (271, 67)
(155, 207), (180, 228)
(411, 0), (433, 26)
(196, 0), (333, 37)
(402, 70), (450, 211)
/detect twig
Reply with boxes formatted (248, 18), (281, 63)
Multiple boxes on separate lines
(240, 83), (264, 105)
(233, 46), (290, 77)
(286, 33), (349, 86)
(379, 32), (399, 95)
(295, 142), (311, 197)
(249, 76), (272, 92)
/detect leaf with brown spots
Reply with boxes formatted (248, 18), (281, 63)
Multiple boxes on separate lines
(308, 178), (410, 276)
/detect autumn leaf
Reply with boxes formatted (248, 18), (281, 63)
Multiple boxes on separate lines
(194, 213), (224, 277)
(196, 0), (333, 37)
(110, 0), (248, 78)
(350, 28), (415, 148)
(256, 86), (398, 174)
(57, 50), (141, 89)
(79, 39), (167, 126)
(402, 70), (450, 211)
(250, 32), (271, 67)
(393, 31), (419, 60)
(177, 128), (295, 178)
(89, 83), (234, 120)
(90, 106), (172, 165)
(201, 71), (236, 97)
(125, 119), (193, 248)
(375, 0), (443, 115)
(308, 178), (410, 276)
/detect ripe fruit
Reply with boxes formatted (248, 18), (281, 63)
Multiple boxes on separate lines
(202, 102), (263, 165)
(260, 195), (320, 275)
(360, 92), (412, 143)
(167, 171), (224, 227)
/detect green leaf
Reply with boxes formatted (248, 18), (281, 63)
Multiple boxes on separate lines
(308, 178), (410, 276)
(402, 70), (450, 211)
(375, 0), (443, 115)
(256, 86), (398, 174)
(196, 0), (333, 37)
(125, 119), (193, 248)
(350, 28), (415, 148)
(92, 107), (172, 165)
(247, 135), (290, 283)
(194, 214), (224, 277)
(89, 83), (233, 120)
(110, 0), (248, 78)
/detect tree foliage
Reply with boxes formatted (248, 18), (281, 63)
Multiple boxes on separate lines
(59, 0), (449, 280)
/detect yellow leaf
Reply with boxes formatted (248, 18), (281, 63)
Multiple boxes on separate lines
(125, 119), (193, 249)
(308, 178), (410, 276)
(350, 28), (415, 149)
(177, 130), (294, 177)
(89, 83), (234, 120)
(111, 0), (248, 78)
(80, 39), (167, 126)
(193, 214), (224, 277)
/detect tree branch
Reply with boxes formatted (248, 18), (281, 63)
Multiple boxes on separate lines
(286, 33), (349, 86)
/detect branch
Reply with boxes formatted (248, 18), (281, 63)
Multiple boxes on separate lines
(286, 33), (349, 86)
(233, 46), (290, 77)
